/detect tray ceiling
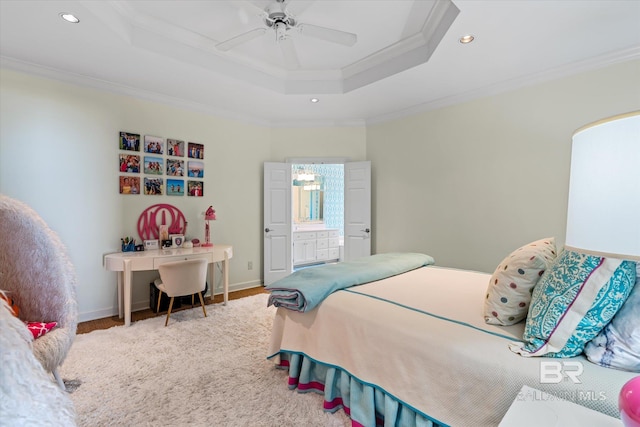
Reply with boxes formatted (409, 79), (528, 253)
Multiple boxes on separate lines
(1, 0), (639, 126)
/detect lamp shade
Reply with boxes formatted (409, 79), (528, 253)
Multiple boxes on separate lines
(565, 112), (640, 261)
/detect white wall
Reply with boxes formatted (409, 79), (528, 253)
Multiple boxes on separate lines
(269, 126), (367, 161)
(1, 60), (637, 321)
(0, 68), (366, 321)
(367, 59), (640, 273)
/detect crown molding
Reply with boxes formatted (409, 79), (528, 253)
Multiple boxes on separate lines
(366, 46), (640, 126)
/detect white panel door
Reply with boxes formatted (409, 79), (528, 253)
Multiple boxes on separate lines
(344, 161), (371, 261)
(263, 162), (291, 286)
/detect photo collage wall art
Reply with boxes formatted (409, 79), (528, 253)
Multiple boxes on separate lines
(118, 131), (205, 197)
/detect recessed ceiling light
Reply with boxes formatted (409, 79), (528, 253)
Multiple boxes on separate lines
(459, 34), (475, 44)
(60, 13), (80, 23)
(310, 98), (319, 103)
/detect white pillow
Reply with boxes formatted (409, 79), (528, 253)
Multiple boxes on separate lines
(585, 262), (639, 372)
(484, 238), (557, 325)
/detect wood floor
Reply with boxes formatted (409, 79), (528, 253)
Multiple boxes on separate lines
(76, 286), (267, 334)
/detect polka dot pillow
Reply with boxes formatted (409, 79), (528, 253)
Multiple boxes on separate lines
(510, 249), (636, 358)
(484, 237), (557, 325)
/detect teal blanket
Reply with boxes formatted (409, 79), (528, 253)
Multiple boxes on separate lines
(266, 253), (435, 312)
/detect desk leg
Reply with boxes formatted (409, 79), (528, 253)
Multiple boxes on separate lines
(123, 259), (132, 326)
(223, 252), (229, 306)
(208, 263), (214, 301)
(117, 272), (124, 319)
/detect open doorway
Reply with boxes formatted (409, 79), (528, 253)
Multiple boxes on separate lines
(263, 160), (371, 286)
(291, 163), (344, 268)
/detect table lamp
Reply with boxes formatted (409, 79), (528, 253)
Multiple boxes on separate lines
(565, 112), (639, 427)
(202, 206), (216, 247)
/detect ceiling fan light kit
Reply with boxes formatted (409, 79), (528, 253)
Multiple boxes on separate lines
(216, 0), (358, 69)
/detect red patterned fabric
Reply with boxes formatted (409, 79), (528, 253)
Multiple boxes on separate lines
(26, 321), (57, 339)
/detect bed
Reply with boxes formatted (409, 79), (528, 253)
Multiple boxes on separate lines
(266, 251), (638, 427)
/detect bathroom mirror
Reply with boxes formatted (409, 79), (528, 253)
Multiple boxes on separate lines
(293, 183), (324, 224)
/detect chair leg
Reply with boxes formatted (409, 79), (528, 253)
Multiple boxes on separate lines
(53, 367), (65, 391)
(191, 294), (195, 307)
(165, 297), (174, 327)
(157, 290), (163, 313)
(197, 292), (207, 318)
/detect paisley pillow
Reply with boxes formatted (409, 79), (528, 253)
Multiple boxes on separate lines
(510, 249), (636, 358)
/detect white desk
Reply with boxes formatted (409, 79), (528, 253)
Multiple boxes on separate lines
(104, 245), (233, 326)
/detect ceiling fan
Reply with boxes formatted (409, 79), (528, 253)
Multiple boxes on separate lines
(216, 0), (358, 69)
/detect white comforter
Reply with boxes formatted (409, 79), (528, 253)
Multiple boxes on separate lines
(269, 266), (635, 426)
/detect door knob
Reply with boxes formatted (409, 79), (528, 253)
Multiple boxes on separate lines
(360, 228), (370, 233)
(265, 228), (271, 233)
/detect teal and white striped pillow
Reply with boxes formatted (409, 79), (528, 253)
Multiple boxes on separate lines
(510, 248), (636, 358)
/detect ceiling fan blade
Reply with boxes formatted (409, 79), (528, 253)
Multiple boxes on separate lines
(247, 0), (273, 10)
(216, 28), (266, 51)
(299, 23), (357, 47)
(224, 1), (267, 25)
(279, 37), (300, 69)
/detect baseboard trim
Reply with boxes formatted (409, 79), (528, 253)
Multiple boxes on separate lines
(78, 280), (264, 323)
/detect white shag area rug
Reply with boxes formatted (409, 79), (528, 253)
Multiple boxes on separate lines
(60, 294), (350, 427)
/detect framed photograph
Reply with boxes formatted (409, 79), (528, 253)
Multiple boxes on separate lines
(167, 139), (184, 157)
(167, 179), (185, 196)
(120, 132), (140, 151)
(188, 142), (204, 159)
(119, 176), (140, 195)
(170, 234), (184, 248)
(144, 177), (163, 195)
(187, 161), (204, 178)
(166, 159), (184, 176)
(144, 156), (163, 175)
(144, 135), (164, 154)
(187, 180), (204, 197)
(119, 154), (140, 173)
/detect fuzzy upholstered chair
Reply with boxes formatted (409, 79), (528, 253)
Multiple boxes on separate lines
(0, 194), (78, 389)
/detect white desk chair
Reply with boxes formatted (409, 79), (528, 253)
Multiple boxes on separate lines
(154, 258), (208, 326)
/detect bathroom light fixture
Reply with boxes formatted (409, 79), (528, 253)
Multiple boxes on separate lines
(459, 34), (474, 44)
(59, 13), (80, 23)
(310, 98), (319, 103)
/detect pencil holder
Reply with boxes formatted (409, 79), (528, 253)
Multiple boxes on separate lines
(121, 242), (135, 252)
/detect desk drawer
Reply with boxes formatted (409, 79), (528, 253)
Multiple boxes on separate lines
(153, 253), (211, 269)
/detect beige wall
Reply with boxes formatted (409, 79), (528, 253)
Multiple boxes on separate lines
(269, 126), (367, 161)
(367, 59), (640, 272)
(0, 69), (366, 321)
(1, 59), (638, 320)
